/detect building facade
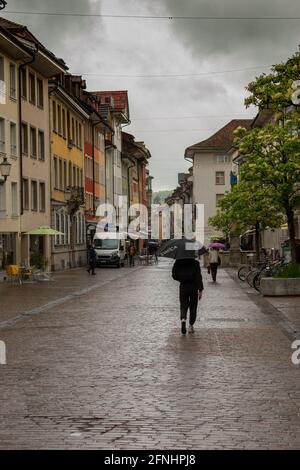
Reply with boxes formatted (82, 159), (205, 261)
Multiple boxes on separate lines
(185, 119), (252, 243)
(49, 77), (89, 270)
(0, 23), (27, 268)
(93, 91), (130, 224)
(0, 17), (66, 270)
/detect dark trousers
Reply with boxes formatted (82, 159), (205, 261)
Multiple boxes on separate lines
(88, 260), (95, 274)
(129, 255), (134, 266)
(210, 263), (218, 282)
(179, 283), (198, 325)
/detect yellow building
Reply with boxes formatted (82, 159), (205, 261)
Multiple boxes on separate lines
(49, 78), (89, 270)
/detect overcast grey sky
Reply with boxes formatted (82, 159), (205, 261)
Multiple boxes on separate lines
(3, 0), (300, 190)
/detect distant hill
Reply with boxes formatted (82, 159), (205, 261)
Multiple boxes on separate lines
(152, 190), (172, 204)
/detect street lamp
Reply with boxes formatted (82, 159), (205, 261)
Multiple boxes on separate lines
(64, 186), (72, 203)
(0, 156), (12, 184)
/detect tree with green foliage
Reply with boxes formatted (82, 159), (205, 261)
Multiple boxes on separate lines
(233, 51), (300, 263)
(209, 181), (283, 261)
(234, 121), (300, 262)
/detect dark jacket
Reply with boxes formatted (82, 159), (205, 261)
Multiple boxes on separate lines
(89, 247), (97, 262)
(172, 259), (204, 291)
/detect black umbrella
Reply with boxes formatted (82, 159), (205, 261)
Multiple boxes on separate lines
(160, 238), (207, 260)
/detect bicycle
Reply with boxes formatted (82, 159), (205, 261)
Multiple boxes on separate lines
(253, 258), (287, 292)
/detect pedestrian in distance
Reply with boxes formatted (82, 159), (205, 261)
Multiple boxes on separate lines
(129, 241), (136, 267)
(87, 244), (97, 275)
(208, 247), (221, 283)
(172, 258), (204, 335)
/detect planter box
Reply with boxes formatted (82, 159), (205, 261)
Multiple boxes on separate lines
(260, 277), (300, 296)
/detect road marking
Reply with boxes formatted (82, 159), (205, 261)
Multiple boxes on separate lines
(0, 340), (6, 364)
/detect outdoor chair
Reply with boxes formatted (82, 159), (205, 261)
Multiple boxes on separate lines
(5, 265), (22, 286)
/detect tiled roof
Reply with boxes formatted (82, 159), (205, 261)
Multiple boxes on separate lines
(0, 17), (25, 30)
(92, 90), (128, 112)
(0, 16), (67, 69)
(185, 119), (253, 154)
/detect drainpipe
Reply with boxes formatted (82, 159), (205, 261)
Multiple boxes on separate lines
(19, 48), (37, 216)
(48, 81), (59, 269)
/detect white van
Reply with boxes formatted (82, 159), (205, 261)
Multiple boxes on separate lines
(93, 232), (126, 268)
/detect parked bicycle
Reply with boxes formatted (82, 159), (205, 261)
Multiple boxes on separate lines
(253, 258), (288, 292)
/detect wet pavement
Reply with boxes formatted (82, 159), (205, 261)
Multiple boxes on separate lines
(0, 259), (300, 449)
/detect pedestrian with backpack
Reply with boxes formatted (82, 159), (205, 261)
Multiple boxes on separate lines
(172, 258), (204, 335)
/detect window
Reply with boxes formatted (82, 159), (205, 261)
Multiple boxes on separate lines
(0, 57), (4, 105)
(30, 127), (37, 158)
(67, 111), (70, 141)
(65, 214), (69, 244)
(29, 73), (36, 104)
(21, 122), (28, 155)
(37, 78), (43, 108)
(216, 194), (224, 206)
(10, 122), (17, 156)
(11, 182), (18, 215)
(39, 182), (45, 212)
(22, 179), (29, 210)
(63, 160), (67, 189)
(0, 56), (4, 82)
(61, 212), (65, 244)
(9, 63), (16, 100)
(216, 171), (225, 185)
(0, 184), (6, 211)
(215, 155), (230, 164)
(62, 109), (66, 138)
(31, 180), (38, 211)
(20, 68), (27, 99)
(57, 104), (61, 134)
(69, 161), (72, 186)
(59, 159), (63, 190)
(0, 118), (5, 153)
(54, 157), (58, 189)
(52, 100), (56, 131)
(55, 212), (60, 245)
(78, 123), (82, 148)
(75, 120), (78, 146)
(38, 130), (45, 161)
(72, 117), (75, 142)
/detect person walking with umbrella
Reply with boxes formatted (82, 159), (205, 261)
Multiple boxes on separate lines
(160, 238), (205, 335)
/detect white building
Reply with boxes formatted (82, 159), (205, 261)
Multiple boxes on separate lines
(92, 91), (130, 222)
(185, 119), (252, 243)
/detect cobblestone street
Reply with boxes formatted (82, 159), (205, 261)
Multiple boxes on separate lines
(0, 260), (300, 449)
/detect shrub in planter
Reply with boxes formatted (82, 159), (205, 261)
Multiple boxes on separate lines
(273, 263), (300, 279)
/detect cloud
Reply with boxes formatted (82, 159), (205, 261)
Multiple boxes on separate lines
(5, 0), (105, 58)
(159, 0), (300, 64)
(3, 0), (299, 190)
